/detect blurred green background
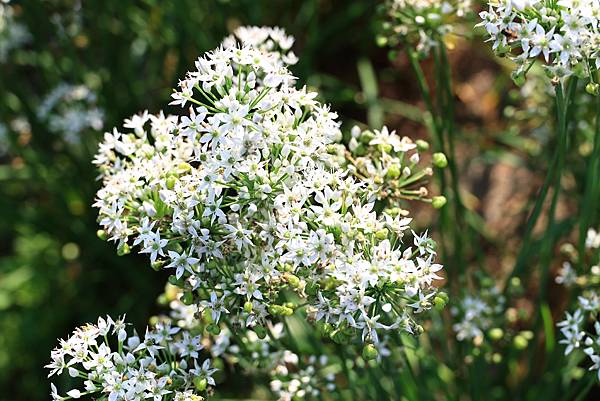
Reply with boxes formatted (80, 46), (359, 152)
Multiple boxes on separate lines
(0, 1), (387, 399)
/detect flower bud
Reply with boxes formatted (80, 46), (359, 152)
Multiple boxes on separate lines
(151, 260), (164, 271)
(513, 335), (528, 350)
(585, 82), (600, 96)
(432, 153), (448, 168)
(117, 242), (131, 256)
(488, 328), (504, 341)
(166, 175), (178, 190)
(375, 228), (389, 240)
(416, 139), (429, 151)
(433, 292), (448, 310)
(96, 229), (107, 241)
(362, 343), (379, 361)
(386, 164), (401, 179)
(193, 377), (208, 391)
(181, 291), (194, 305)
(243, 301), (253, 314)
(207, 323), (221, 335)
(283, 272), (301, 288)
(432, 196), (447, 209)
(359, 130), (375, 145)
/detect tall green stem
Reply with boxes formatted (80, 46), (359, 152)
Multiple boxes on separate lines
(508, 78), (577, 282)
(578, 95), (600, 264)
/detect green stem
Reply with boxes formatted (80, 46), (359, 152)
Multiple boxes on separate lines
(578, 94), (600, 266)
(507, 78), (577, 282)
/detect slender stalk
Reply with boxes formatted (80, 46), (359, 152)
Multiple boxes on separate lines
(507, 78), (577, 282)
(578, 94), (600, 265)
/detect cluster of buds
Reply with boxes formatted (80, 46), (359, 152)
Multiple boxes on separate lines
(379, 0), (473, 56)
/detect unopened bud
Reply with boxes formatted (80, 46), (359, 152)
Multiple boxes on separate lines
(586, 82), (600, 96)
(362, 343), (379, 361)
(432, 153), (448, 168)
(96, 229), (107, 241)
(432, 196), (447, 209)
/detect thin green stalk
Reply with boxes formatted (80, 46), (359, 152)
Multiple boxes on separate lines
(508, 78), (577, 282)
(578, 94), (600, 265)
(438, 43), (467, 272)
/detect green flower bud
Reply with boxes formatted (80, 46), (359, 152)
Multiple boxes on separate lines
(359, 130), (375, 145)
(151, 260), (164, 271)
(379, 143), (393, 154)
(117, 242), (131, 256)
(181, 291), (194, 306)
(207, 323), (221, 335)
(386, 164), (401, 179)
(433, 295), (447, 311)
(375, 35), (388, 47)
(375, 228), (389, 240)
(362, 343), (379, 361)
(586, 82), (600, 96)
(513, 335), (528, 350)
(177, 162), (192, 174)
(96, 229), (108, 241)
(488, 328), (504, 341)
(166, 175), (178, 190)
(193, 377), (208, 392)
(416, 139), (429, 151)
(432, 153), (448, 168)
(283, 273), (301, 288)
(243, 301), (253, 314)
(432, 196), (447, 209)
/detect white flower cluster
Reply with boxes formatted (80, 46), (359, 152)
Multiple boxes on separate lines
(46, 315), (216, 401)
(557, 228), (600, 381)
(38, 84), (104, 144)
(93, 31), (443, 346)
(383, 0), (473, 55)
(270, 353), (335, 401)
(221, 25), (298, 66)
(0, 0), (30, 62)
(478, 0), (600, 86)
(451, 286), (505, 342)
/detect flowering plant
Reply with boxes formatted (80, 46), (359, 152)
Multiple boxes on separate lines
(479, 0), (600, 90)
(93, 40), (444, 349)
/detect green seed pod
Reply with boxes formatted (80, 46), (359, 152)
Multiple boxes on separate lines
(586, 82), (600, 96)
(513, 335), (528, 350)
(375, 35), (388, 47)
(433, 295), (447, 311)
(432, 196), (447, 209)
(283, 273), (301, 288)
(416, 139), (429, 151)
(151, 260), (164, 271)
(243, 301), (253, 314)
(207, 323), (221, 335)
(177, 162), (192, 174)
(193, 377), (208, 392)
(386, 164), (401, 179)
(359, 130), (375, 145)
(181, 291), (194, 306)
(96, 229), (108, 241)
(375, 228), (389, 240)
(488, 328), (504, 341)
(166, 175), (178, 190)
(362, 343), (379, 361)
(117, 242), (131, 256)
(432, 153), (448, 168)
